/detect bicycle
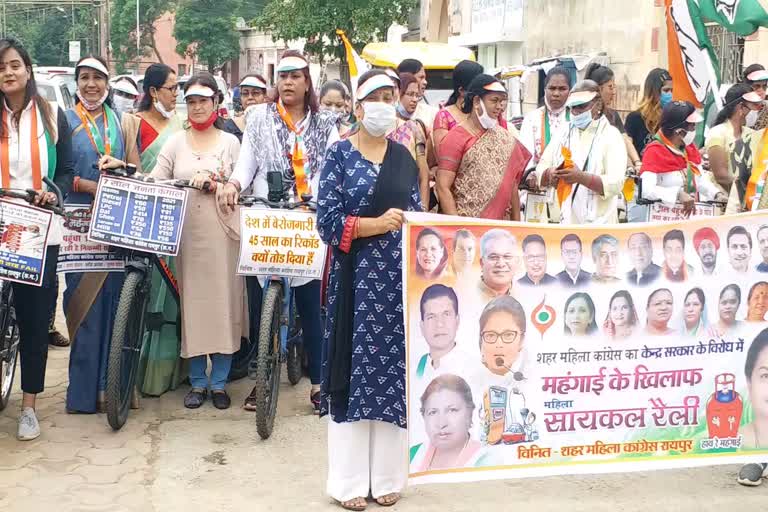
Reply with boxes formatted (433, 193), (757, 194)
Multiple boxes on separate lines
(97, 164), (208, 430)
(626, 171), (727, 221)
(237, 192), (315, 439)
(0, 177), (64, 411)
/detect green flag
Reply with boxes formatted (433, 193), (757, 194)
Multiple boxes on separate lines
(698, 0), (768, 36)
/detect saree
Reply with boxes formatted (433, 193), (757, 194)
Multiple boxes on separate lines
(134, 115), (186, 396)
(444, 126), (530, 219)
(64, 106), (126, 413)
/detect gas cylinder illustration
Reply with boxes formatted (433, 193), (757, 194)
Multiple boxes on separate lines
(706, 373), (743, 438)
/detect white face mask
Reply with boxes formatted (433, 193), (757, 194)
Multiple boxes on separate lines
(746, 108), (760, 128)
(477, 99), (497, 130)
(154, 100), (175, 119)
(113, 95), (135, 114)
(361, 101), (396, 137)
(683, 130), (696, 146)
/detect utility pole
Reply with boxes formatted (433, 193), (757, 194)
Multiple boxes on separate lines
(136, 0), (140, 72)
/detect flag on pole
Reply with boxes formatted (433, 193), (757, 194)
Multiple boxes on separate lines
(665, 0), (723, 143)
(336, 29), (370, 101)
(697, 0), (768, 36)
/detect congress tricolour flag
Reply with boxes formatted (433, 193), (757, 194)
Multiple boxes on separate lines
(336, 29), (370, 101)
(665, 0), (723, 143)
(698, 0), (768, 36)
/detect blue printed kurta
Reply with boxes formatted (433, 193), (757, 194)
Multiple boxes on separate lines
(317, 139), (421, 428)
(64, 108), (126, 413)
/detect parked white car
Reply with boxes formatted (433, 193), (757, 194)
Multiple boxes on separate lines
(37, 75), (75, 112)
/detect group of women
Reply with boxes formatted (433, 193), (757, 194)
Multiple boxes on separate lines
(6, 26), (768, 501)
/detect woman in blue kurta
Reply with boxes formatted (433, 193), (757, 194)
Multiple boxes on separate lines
(63, 56), (126, 413)
(317, 70), (420, 510)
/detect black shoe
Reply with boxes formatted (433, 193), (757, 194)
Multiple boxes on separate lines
(211, 390), (231, 410)
(48, 330), (70, 347)
(184, 389), (208, 409)
(737, 463), (768, 486)
(311, 391), (321, 415)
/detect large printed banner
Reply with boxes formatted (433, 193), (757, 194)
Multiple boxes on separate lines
(0, 199), (52, 286)
(403, 212), (768, 484)
(58, 204), (124, 273)
(237, 208), (326, 279)
(89, 176), (188, 256)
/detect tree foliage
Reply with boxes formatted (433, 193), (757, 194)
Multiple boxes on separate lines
(256, 0), (417, 60)
(174, 0), (242, 72)
(110, 0), (175, 72)
(5, 6), (98, 66)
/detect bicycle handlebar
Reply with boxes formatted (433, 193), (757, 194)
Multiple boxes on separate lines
(0, 180), (65, 216)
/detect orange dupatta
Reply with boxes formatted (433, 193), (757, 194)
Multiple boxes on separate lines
(276, 101), (310, 197)
(0, 103), (42, 189)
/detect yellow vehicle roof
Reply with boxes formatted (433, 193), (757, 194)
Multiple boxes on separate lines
(361, 42), (476, 70)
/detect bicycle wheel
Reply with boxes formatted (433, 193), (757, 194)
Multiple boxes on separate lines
(105, 271), (149, 430)
(253, 281), (283, 439)
(0, 301), (19, 412)
(286, 292), (303, 386)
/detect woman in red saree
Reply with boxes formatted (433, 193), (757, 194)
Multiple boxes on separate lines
(436, 74), (530, 220)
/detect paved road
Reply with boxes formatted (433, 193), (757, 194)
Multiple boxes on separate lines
(1, 331), (767, 510)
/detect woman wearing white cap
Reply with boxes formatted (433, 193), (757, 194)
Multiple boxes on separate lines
(223, 74), (268, 142)
(218, 50), (338, 414)
(148, 72), (245, 410)
(0, 38), (74, 440)
(436, 74), (530, 220)
(640, 100), (726, 217)
(111, 77), (139, 115)
(64, 55), (127, 414)
(116, 63), (185, 398)
(705, 84), (763, 197)
(743, 64), (768, 131)
(536, 80), (628, 224)
(317, 68), (421, 510)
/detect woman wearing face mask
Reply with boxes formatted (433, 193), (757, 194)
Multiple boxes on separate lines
(640, 101), (726, 217)
(706, 84), (762, 195)
(519, 66), (571, 184)
(319, 80), (353, 134)
(143, 73), (244, 409)
(223, 74), (267, 142)
(116, 63), (185, 397)
(64, 55), (127, 414)
(625, 68), (673, 159)
(432, 60), (484, 150)
(536, 80), (627, 224)
(218, 51), (338, 414)
(121, 64), (181, 174)
(743, 64), (768, 131)
(0, 38), (74, 440)
(111, 77), (139, 114)
(388, 72), (430, 208)
(436, 74), (530, 220)
(316, 68), (421, 510)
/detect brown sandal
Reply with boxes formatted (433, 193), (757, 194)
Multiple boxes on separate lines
(375, 493), (400, 507)
(243, 385), (258, 411)
(338, 497), (367, 511)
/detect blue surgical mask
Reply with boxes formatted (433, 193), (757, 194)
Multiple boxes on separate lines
(660, 91), (673, 108)
(396, 102), (412, 120)
(571, 109), (592, 130)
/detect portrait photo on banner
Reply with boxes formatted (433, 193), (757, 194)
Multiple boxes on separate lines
(402, 212), (768, 484)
